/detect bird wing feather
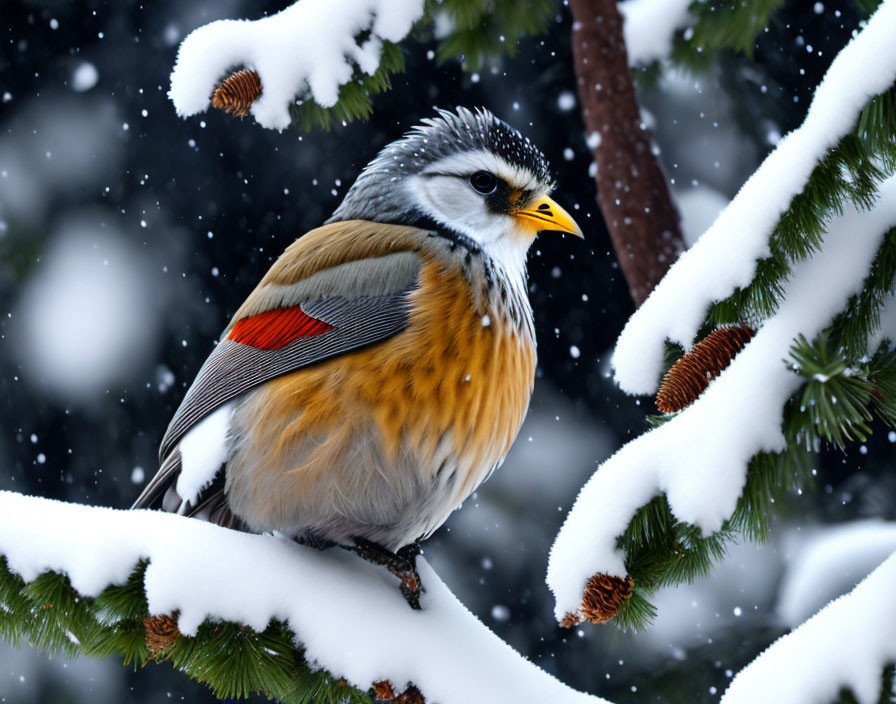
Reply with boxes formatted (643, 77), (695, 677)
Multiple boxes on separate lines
(132, 221), (426, 511)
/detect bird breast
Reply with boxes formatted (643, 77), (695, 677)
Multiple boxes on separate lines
(366, 256), (537, 499)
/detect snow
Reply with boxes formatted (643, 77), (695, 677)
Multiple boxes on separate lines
(777, 521), (896, 627)
(71, 62), (99, 92)
(169, 0), (424, 130)
(612, 0), (896, 395)
(721, 550), (896, 704)
(547, 175), (896, 622)
(0, 491), (608, 704)
(618, 0), (692, 65)
(557, 91), (576, 111)
(176, 403), (234, 507)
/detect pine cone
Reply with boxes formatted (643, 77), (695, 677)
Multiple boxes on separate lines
(373, 681), (425, 703)
(561, 574), (633, 627)
(144, 613), (181, 654)
(656, 325), (755, 413)
(212, 69), (262, 118)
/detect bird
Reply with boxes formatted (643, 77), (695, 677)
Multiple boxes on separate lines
(132, 107), (582, 608)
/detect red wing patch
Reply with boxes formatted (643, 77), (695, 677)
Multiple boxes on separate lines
(228, 306), (333, 350)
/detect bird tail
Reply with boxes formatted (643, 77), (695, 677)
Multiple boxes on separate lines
(131, 449), (182, 510)
(130, 449), (245, 531)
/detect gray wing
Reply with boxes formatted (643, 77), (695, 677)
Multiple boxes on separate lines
(132, 250), (422, 510)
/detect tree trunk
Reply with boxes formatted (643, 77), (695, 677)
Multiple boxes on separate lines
(568, 0), (685, 307)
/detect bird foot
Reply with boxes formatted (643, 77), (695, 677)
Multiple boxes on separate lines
(348, 538), (425, 610)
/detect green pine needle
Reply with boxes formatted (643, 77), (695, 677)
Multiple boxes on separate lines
(670, 0), (788, 72)
(834, 663), (896, 703)
(852, 0), (885, 17)
(428, 0), (556, 70)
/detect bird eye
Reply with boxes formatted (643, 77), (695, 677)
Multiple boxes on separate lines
(469, 170), (497, 195)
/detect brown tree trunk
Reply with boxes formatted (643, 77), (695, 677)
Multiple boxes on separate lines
(568, 0), (685, 307)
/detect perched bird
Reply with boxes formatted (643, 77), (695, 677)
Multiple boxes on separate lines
(133, 107), (582, 607)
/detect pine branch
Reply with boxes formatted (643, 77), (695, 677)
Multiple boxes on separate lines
(600, 227), (896, 632)
(707, 90), (896, 328)
(168, 1), (424, 131)
(287, 41), (407, 131)
(179, 0), (559, 131)
(208, 40), (409, 131)
(0, 556), (374, 704)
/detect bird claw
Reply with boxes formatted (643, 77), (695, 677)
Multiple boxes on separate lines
(348, 537), (425, 610)
(399, 579), (422, 611)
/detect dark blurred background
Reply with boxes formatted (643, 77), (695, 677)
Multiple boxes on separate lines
(2, 1), (894, 702)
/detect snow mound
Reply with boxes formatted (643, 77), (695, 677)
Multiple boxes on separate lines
(169, 0), (424, 130)
(722, 549), (896, 704)
(0, 491), (606, 704)
(547, 175), (896, 621)
(612, 0), (896, 394)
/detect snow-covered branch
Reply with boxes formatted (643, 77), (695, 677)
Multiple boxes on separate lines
(547, 174), (896, 622)
(612, 0), (896, 395)
(721, 549), (896, 704)
(169, 0), (424, 130)
(0, 491), (607, 704)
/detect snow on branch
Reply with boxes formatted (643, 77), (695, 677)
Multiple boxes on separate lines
(618, 0), (692, 66)
(0, 491), (607, 704)
(612, 0), (896, 395)
(721, 550), (896, 704)
(546, 175), (896, 623)
(169, 0), (424, 131)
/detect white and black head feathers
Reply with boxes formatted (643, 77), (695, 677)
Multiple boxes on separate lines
(330, 107), (555, 226)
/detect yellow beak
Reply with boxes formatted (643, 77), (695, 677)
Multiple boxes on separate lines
(513, 195), (584, 238)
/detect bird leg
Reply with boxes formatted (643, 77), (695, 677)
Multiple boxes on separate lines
(348, 537), (424, 610)
(396, 540), (423, 564)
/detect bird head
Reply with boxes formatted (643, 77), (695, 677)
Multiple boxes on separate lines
(329, 107), (582, 266)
